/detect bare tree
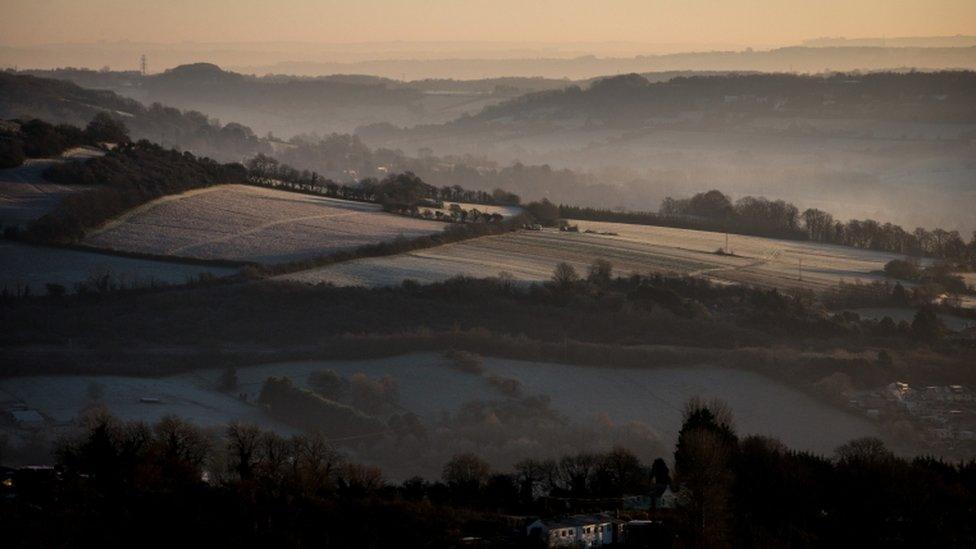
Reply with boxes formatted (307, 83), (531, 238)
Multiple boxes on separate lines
(226, 422), (261, 481)
(835, 437), (893, 465)
(550, 262), (580, 288)
(586, 258), (614, 286)
(442, 453), (491, 493)
(292, 432), (343, 495)
(558, 452), (597, 495)
(153, 415), (211, 482)
(514, 458), (557, 500)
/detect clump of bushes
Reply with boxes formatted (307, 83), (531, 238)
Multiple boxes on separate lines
(216, 366), (238, 391)
(0, 114), (131, 169)
(0, 134), (26, 169)
(349, 373), (400, 415)
(308, 369), (348, 400)
(883, 258), (921, 280)
(306, 370), (400, 415)
(258, 376), (384, 438)
(883, 259), (969, 296)
(443, 349), (485, 374)
(29, 140), (246, 243)
(524, 198), (560, 226)
(486, 374), (522, 398)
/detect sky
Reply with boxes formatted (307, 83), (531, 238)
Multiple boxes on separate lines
(2, 0), (975, 48)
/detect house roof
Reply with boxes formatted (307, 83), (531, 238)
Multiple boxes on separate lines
(541, 513), (613, 529)
(11, 409), (43, 424)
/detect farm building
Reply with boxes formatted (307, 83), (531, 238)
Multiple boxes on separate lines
(526, 513), (620, 547)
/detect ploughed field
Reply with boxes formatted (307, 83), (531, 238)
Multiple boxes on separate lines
(283, 219), (907, 291)
(82, 184), (447, 264)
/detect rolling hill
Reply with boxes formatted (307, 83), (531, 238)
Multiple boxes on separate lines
(17, 64), (575, 136)
(358, 71), (976, 233)
(281, 220), (908, 292)
(81, 184), (447, 264)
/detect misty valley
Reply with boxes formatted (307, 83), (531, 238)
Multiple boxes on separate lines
(1, 7), (976, 547)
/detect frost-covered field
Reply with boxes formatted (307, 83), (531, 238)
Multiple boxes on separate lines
(570, 220), (907, 290)
(0, 241), (236, 294)
(0, 353), (875, 455)
(235, 355), (876, 454)
(0, 147), (102, 228)
(0, 373), (292, 433)
(283, 220), (906, 291)
(83, 184), (446, 264)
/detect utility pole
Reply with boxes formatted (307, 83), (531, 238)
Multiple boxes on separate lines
(140, 54), (148, 76)
(798, 257), (803, 281)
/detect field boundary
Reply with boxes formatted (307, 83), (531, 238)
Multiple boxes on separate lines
(83, 185), (232, 238)
(34, 241), (255, 269)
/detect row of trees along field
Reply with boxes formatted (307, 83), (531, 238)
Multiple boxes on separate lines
(5, 400), (975, 547)
(245, 153), (521, 209)
(0, 114), (129, 168)
(4, 266), (969, 386)
(27, 139), (246, 242)
(5, 116), (516, 247)
(559, 188), (976, 268)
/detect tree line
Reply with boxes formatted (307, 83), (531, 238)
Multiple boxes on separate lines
(476, 71), (976, 125)
(0, 114), (129, 169)
(561, 189), (976, 269)
(5, 263), (971, 395)
(12, 118), (517, 246)
(4, 400), (975, 547)
(246, 152), (521, 209)
(25, 139), (246, 243)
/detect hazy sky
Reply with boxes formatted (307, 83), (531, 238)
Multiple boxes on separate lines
(2, 0), (975, 48)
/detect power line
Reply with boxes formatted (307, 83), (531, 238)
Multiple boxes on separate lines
(615, 370), (683, 415)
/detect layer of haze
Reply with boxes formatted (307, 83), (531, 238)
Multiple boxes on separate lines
(3, 0), (975, 49)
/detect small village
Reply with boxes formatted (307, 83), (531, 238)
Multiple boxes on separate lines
(518, 485), (680, 547)
(848, 382), (976, 454)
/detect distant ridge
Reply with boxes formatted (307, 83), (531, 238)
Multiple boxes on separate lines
(229, 46), (976, 80)
(3, 43), (976, 79)
(802, 35), (976, 48)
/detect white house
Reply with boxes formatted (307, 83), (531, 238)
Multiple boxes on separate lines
(10, 409), (44, 428)
(526, 513), (617, 547)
